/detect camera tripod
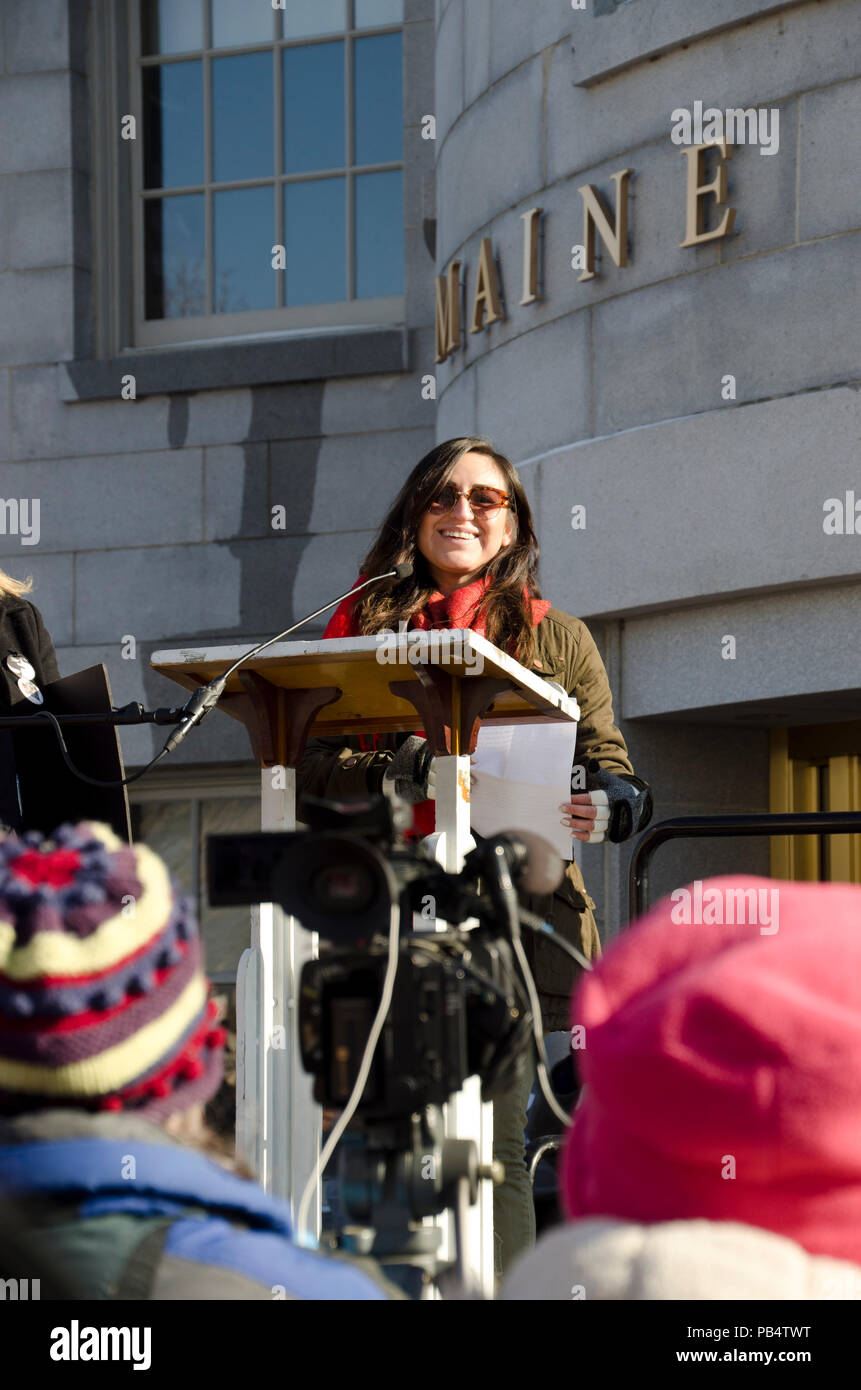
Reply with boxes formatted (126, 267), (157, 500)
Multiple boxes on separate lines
(323, 1106), (503, 1299)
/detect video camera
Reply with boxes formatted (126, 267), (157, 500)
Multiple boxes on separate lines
(207, 795), (544, 1117)
(207, 794), (565, 1289)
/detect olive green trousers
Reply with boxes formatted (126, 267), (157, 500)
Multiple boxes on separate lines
(492, 1050), (538, 1282)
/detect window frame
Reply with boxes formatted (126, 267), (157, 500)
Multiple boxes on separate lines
(119, 0), (405, 350)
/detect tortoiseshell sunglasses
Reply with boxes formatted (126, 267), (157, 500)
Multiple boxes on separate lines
(427, 484), (512, 514)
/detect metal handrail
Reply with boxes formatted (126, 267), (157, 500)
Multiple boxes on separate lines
(628, 812), (861, 923)
(528, 1136), (562, 1183)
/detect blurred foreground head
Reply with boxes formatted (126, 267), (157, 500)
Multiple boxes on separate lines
(0, 821), (225, 1120)
(562, 875), (861, 1265)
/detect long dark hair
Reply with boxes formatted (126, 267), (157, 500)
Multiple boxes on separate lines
(357, 437), (543, 664)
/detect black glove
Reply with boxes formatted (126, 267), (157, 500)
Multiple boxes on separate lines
(383, 735), (435, 804)
(571, 758), (653, 843)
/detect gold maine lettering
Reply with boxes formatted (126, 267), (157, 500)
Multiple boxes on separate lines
(435, 141), (738, 364)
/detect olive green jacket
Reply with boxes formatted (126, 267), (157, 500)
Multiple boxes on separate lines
(297, 607), (634, 1032)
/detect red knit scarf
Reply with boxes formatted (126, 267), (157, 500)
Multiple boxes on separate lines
(323, 573), (551, 836)
(323, 572), (550, 640)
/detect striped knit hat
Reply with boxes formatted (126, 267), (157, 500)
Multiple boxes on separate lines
(0, 820), (225, 1119)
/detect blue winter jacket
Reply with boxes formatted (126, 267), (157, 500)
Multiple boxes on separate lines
(0, 1111), (401, 1300)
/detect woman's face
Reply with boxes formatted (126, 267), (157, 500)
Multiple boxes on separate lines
(416, 451), (516, 594)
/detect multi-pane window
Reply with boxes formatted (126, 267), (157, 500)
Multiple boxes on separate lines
(134, 0), (404, 343)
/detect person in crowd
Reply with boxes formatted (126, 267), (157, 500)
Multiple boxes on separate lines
(0, 819), (403, 1299)
(500, 875), (861, 1300)
(298, 436), (652, 1281)
(0, 570), (61, 832)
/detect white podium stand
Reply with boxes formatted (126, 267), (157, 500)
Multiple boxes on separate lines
(152, 630), (579, 1296)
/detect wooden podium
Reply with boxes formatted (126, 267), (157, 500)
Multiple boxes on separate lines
(151, 630), (579, 1295)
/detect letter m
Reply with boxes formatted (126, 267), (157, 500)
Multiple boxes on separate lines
(0, 1277), (20, 1299)
(724, 107), (758, 144)
(435, 260), (463, 363)
(724, 887), (758, 924)
(102, 1329), (128, 1359)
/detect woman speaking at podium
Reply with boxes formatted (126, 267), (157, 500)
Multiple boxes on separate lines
(0, 570), (61, 830)
(298, 437), (652, 1280)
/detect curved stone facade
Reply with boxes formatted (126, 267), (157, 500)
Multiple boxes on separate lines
(433, 0), (861, 920)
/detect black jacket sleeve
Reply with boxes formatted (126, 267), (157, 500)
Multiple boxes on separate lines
(0, 598), (59, 717)
(26, 602), (60, 685)
(0, 599), (60, 699)
(298, 734), (394, 804)
(0, 597), (61, 831)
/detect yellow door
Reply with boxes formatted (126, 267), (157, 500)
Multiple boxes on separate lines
(770, 724), (861, 884)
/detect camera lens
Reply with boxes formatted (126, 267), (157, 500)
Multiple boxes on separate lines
(311, 862), (376, 914)
(271, 833), (395, 940)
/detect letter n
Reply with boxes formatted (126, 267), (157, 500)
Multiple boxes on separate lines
(576, 170), (633, 282)
(435, 260), (462, 363)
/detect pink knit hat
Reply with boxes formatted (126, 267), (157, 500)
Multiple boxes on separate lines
(0, 821), (225, 1119)
(561, 876), (861, 1266)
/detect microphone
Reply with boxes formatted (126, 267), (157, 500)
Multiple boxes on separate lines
(161, 562), (414, 756)
(494, 830), (565, 897)
(464, 830), (564, 898)
(480, 831), (593, 970)
(461, 829), (564, 948)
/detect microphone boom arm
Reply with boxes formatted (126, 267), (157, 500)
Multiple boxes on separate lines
(161, 564), (413, 756)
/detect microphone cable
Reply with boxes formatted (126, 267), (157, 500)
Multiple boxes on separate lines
(294, 899), (402, 1249)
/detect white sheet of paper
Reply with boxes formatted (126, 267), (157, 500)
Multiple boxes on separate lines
(469, 720), (579, 861)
